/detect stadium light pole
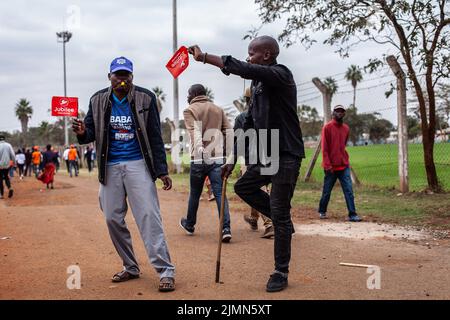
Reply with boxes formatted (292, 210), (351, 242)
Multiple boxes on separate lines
(172, 0), (181, 173)
(56, 31), (72, 146)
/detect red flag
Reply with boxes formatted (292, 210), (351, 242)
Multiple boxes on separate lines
(166, 46), (189, 78)
(51, 96), (78, 117)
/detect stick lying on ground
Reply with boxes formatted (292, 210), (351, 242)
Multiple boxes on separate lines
(340, 262), (374, 268)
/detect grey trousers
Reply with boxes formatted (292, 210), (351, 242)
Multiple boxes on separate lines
(99, 159), (175, 279)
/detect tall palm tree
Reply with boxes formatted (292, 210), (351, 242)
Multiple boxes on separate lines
(15, 98), (33, 134)
(345, 65), (363, 108)
(152, 87), (166, 114)
(38, 121), (52, 142)
(324, 77), (339, 99)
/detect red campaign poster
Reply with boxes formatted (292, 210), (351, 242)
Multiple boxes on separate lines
(166, 46), (189, 78)
(51, 96), (78, 117)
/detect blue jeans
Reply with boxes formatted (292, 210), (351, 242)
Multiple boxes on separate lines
(186, 163), (231, 231)
(69, 160), (78, 177)
(318, 167), (356, 215)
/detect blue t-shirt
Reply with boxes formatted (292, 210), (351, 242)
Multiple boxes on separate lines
(107, 94), (143, 164)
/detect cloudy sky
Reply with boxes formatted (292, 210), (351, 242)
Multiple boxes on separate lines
(0, 0), (400, 133)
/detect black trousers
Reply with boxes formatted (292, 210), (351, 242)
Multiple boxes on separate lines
(86, 159), (93, 172)
(0, 168), (11, 196)
(234, 156), (301, 274)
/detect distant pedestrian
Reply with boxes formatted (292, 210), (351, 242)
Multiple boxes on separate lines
(318, 105), (362, 222)
(68, 144), (79, 177)
(31, 146), (42, 178)
(38, 144), (59, 189)
(84, 146), (93, 173)
(63, 146), (70, 173)
(0, 135), (15, 199)
(15, 149), (26, 180)
(25, 149), (32, 177)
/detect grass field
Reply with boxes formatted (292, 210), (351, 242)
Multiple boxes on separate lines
(166, 142), (450, 191)
(167, 172), (450, 230)
(164, 143), (450, 228)
(302, 142), (450, 191)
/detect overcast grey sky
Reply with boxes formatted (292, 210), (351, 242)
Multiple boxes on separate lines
(0, 0), (400, 133)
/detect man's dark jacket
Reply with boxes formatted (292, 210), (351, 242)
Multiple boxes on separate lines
(77, 85), (168, 185)
(221, 56), (305, 160)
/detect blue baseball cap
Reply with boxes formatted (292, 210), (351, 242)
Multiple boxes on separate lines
(110, 56), (133, 73)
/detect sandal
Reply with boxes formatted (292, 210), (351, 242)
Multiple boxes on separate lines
(159, 277), (175, 292)
(111, 270), (140, 283)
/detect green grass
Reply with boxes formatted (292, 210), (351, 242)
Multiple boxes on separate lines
(301, 142), (450, 191)
(292, 180), (450, 228)
(167, 173), (450, 230)
(166, 142), (450, 191)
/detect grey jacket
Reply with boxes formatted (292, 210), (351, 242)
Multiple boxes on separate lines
(77, 85), (168, 185)
(0, 141), (15, 169)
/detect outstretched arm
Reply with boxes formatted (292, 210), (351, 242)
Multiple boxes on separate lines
(188, 45), (224, 68)
(188, 45), (293, 86)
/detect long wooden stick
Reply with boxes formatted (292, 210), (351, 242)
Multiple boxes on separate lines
(215, 176), (228, 283)
(339, 262), (373, 268)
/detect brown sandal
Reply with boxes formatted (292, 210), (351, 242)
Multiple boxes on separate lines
(159, 277), (175, 292)
(111, 270), (140, 283)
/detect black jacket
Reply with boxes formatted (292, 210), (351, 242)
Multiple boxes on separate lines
(77, 85), (168, 185)
(221, 56), (305, 159)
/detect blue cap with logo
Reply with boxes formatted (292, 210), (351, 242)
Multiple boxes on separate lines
(110, 56), (133, 73)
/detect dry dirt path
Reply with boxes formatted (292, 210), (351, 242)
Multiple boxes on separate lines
(1, 172), (449, 300)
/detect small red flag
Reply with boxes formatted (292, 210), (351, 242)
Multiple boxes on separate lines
(51, 96), (78, 117)
(166, 46), (189, 78)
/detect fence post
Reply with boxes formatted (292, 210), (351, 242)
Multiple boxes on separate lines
(387, 55), (409, 193)
(304, 78), (331, 182)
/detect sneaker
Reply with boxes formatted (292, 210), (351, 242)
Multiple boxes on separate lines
(348, 214), (362, 222)
(261, 226), (274, 238)
(208, 195), (215, 201)
(8, 189), (13, 198)
(222, 229), (232, 243)
(243, 215), (258, 231)
(319, 212), (327, 219)
(179, 218), (195, 235)
(266, 272), (288, 292)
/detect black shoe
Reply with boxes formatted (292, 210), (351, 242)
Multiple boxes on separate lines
(8, 189), (13, 198)
(348, 214), (362, 222)
(179, 218), (195, 235)
(266, 272), (288, 292)
(222, 228), (232, 243)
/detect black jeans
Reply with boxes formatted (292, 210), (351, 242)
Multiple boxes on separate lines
(234, 156), (301, 274)
(0, 168), (11, 196)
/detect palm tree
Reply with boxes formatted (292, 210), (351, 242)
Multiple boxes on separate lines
(345, 65), (363, 108)
(324, 77), (338, 99)
(205, 87), (214, 101)
(15, 98), (33, 134)
(152, 87), (166, 114)
(38, 121), (52, 142)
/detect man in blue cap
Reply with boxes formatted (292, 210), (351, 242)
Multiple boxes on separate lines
(72, 56), (176, 292)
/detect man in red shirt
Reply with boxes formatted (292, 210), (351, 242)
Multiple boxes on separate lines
(318, 105), (362, 222)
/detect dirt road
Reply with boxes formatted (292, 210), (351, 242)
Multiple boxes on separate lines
(1, 172), (449, 299)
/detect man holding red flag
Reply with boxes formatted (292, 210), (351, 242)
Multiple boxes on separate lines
(188, 36), (305, 293)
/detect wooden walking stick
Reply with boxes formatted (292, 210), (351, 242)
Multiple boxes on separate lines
(215, 176), (228, 283)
